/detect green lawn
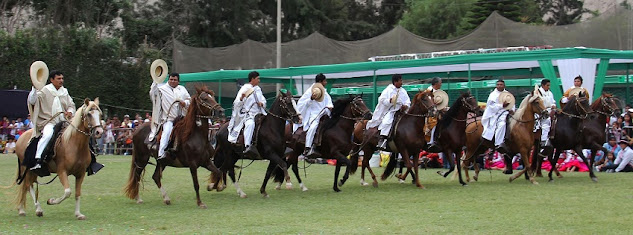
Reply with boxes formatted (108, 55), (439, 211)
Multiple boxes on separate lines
(0, 154), (632, 234)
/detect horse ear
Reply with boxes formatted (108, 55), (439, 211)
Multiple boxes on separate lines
(84, 98), (90, 106)
(94, 97), (99, 106)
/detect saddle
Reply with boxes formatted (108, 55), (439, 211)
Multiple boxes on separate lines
(146, 116), (184, 153)
(24, 122), (67, 177)
(292, 115), (328, 147)
(232, 114), (265, 146)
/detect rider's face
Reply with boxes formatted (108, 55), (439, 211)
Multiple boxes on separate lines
(542, 82), (550, 91)
(496, 82), (505, 91)
(394, 79), (403, 88)
(168, 76), (179, 88)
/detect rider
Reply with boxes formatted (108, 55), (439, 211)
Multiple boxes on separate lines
(149, 72), (191, 160)
(28, 70), (75, 170)
(481, 79), (514, 153)
(426, 77), (448, 152)
(368, 74), (410, 150)
(295, 73), (333, 158)
(537, 79), (557, 147)
(228, 71), (266, 158)
(561, 75), (590, 105)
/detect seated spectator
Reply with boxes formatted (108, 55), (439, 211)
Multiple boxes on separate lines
(596, 136), (620, 164)
(558, 151), (589, 172)
(609, 121), (623, 142)
(595, 151), (615, 172)
(602, 140), (633, 172)
(4, 137), (16, 154)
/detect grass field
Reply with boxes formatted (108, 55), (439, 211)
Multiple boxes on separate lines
(0, 154), (632, 234)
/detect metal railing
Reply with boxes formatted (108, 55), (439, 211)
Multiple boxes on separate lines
(95, 126), (221, 155)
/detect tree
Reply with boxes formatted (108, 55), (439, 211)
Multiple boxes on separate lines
(537, 0), (587, 25)
(459, 0), (522, 33)
(400, 0), (476, 39)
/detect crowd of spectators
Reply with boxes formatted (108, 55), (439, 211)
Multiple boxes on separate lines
(0, 115), (32, 154)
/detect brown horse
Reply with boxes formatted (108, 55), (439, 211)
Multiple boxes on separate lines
(14, 98), (104, 219)
(462, 86), (547, 184)
(541, 93), (618, 182)
(433, 92), (482, 185)
(380, 90), (437, 188)
(208, 91), (301, 198)
(277, 95), (372, 192)
(124, 86), (224, 208)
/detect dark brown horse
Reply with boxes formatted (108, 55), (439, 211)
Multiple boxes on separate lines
(15, 98), (104, 219)
(124, 86), (224, 208)
(543, 93), (618, 182)
(380, 90), (437, 188)
(277, 95), (372, 192)
(463, 86), (547, 184)
(433, 92), (482, 185)
(208, 91), (301, 198)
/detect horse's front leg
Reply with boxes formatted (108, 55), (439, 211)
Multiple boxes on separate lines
(189, 166), (207, 209)
(288, 152), (308, 191)
(338, 152), (352, 187)
(47, 170), (72, 205)
(28, 182), (44, 217)
(262, 154), (288, 197)
(74, 173), (87, 220)
(405, 149), (424, 189)
(438, 150), (455, 178)
(362, 147), (379, 187)
(576, 146), (598, 182)
(510, 149), (537, 184)
(227, 162), (247, 198)
(152, 164), (171, 205)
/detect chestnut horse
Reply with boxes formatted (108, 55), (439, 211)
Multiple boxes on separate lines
(14, 98), (104, 219)
(462, 86), (547, 184)
(124, 86), (224, 208)
(276, 95), (372, 192)
(209, 91), (301, 198)
(379, 90), (437, 188)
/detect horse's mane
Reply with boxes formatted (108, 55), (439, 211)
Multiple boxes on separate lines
(408, 90), (432, 114)
(175, 86), (215, 143)
(62, 101), (99, 143)
(321, 96), (354, 131)
(591, 93), (612, 110)
(509, 93), (536, 129)
(438, 92), (470, 128)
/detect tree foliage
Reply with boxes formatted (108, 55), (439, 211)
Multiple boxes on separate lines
(537, 0), (587, 25)
(400, 0), (476, 39)
(459, 0), (521, 33)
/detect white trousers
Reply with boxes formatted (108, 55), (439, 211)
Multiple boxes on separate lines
(540, 117), (551, 142)
(428, 126), (437, 143)
(158, 121), (173, 158)
(305, 118), (320, 148)
(378, 111), (396, 136)
(482, 113), (508, 146)
(35, 123), (55, 160)
(244, 119), (255, 147)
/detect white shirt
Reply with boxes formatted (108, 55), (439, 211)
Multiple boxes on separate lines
(615, 146), (633, 172)
(296, 83), (333, 129)
(482, 89), (507, 127)
(539, 87), (556, 112)
(228, 83), (267, 132)
(367, 84), (411, 128)
(150, 82), (191, 123)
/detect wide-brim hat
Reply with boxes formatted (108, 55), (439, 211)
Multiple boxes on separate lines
(30, 61), (49, 90)
(618, 139), (629, 146)
(150, 59), (169, 84)
(243, 87), (255, 98)
(498, 91), (515, 110)
(567, 87), (585, 98)
(433, 90), (449, 110)
(312, 83), (325, 102)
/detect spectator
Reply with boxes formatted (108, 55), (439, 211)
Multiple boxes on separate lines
(597, 135), (621, 164)
(595, 151), (616, 172)
(602, 140), (633, 172)
(0, 116), (9, 140)
(104, 118), (116, 154)
(609, 121), (623, 143)
(23, 114), (31, 129)
(623, 113), (633, 138)
(4, 136), (16, 154)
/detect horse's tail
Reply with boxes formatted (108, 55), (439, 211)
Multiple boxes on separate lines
(14, 174), (32, 211)
(0, 158), (20, 189)
(124, 128), (150, 200)
(348, 150), (359, 175)
(381, 152), (397, 181)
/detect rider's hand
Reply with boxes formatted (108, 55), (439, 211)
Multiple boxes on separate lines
(400, 105), (409, 111)
(65, 111), (73, 119)
(258, 102), (264, 107)
(241, 93), (247, 101)
(503, 102), (510, 108)
(179, 101), (186, 107)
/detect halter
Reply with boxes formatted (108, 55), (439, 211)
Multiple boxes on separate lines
(69, 105), (102, 137)
(195, 92), (224, 119)
(341, 96), (371, 120)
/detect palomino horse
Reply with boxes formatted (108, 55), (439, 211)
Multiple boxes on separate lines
(277, 95), (372, 192)
(380, 90), (437, 188)
(462, 86), (547, 184)
(543, 93), (618, 182)
(209, 91), (301, 198)
(15, 98), (104, 219)
(433, 92), (482, 185)
(124, 86), (224, 208)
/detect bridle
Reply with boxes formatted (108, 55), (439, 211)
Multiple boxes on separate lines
(69, 105), (102, 137)
(509, 95), (546, 123)
(195, 92), (223, 119)
(267, 95), (300, 122)
(452, 96), (479, 122)
(561, 96), (591, 119)
(594, 96), (616, 116)
(341, 96), (371, 120)
(403, 93), (435, 118)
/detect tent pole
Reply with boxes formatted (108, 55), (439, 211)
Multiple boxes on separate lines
(627, 63), (630, 106)
(218, 79), (222, 106)
(373, 70), (377, 109)
(468, 64), (475, 100)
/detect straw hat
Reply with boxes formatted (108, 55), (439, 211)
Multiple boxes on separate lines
(30, 61), (49, 90)
(433, 90), (449, 110)
(311, 83), (325, 102)
(567, 87), (585, 98)
(243, 87), (255, 98)
(498, 91), (515, 110)
(150, 59), (168, 84)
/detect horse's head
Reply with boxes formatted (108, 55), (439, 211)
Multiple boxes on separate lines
(346, 94), (372, 120)
(528, 85), (547, 117)
(411, 90), (436, 116)
(195, 85), (225, 120)
(460, 92), (481, 116)
(278, 90), (301, 124)
(594, 93), (619, 116)
(569, 91), (592, 117)
(82, 98), (104, 138)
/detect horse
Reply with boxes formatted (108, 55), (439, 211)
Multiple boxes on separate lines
(124, 86), (225, 208)
(14, 98), (104, 219)
(208, 90), (301, 198)
(462, 86), (547, 184)
(379, 90), (437, 188)
(277, 95), (372, 192)
(542, 93), (618, 182)
(433, 92), (482, 185)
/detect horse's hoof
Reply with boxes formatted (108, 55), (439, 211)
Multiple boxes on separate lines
(274, 185), (281, 190)
(557, 175), (563, 178)
(531, 181), (539, 185)
(436, 171), (443, 176)
(36, 211), (43, 217)
(239, 193), (247, 198)
(164, 200), (171, 205)
(372, 182), (378, 188)
(398, 179), (405, 184)
(462, 184), (469, 187)
(548, 179), (554, 183)
(206, 183), (214, 191)
(417, 185), (425, 189)
(76, 214), (86, 220)
(18, 211), (26, 217)
(360, 182), (369, 186)
(300, 183), (308, 192)
(591, 177), (598, 183)
(262, 193), (269, 198)
(395, 173), (402, 178)
(217, 185), (226, 192)
(198, 203), (207, 209)
(286, 183), (293, 190)
(473, 176), (478, 181)
(508, 177), (514, 183)
(338, 180), (345, 187)
(46, 199), (54, 205)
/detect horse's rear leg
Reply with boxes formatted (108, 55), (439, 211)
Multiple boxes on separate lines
(362, 149), (379, 187)
(189, 166), (206, 209)
(333, 160), (343, 192)
(228, 168), (247, 198)
(261, 160), (281, 197)
(47, 171), (71, 205)
(575, 146), (598, 182)
(407, 149), (424, 189)
(510, 150), (538, 184)
(74, 173), (86, 220)
(152, 164), (171, 205)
